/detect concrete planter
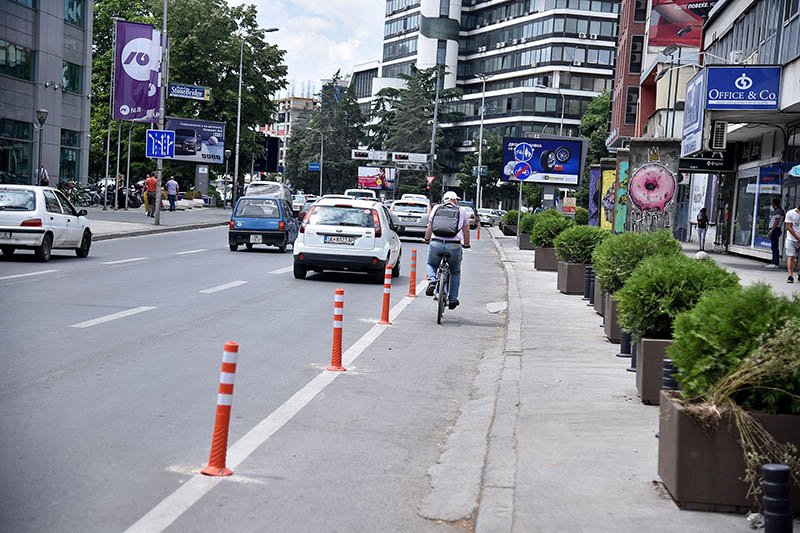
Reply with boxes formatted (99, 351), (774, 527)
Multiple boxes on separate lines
(658, 391), (800, 512)
(534, 247), (557, 271)
(593, 275), (604, 315)
(603, 293), (621, 343)
(557, 261), (587, 294)
(518, 233), (534, 250)
(502, 224), (517, 236)
(635, 338), (673, 405)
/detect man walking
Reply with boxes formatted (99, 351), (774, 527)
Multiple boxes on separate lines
(38, 165), (49, 187)
(145, 172), (157, 217)
(785, 200), (800, 283)
(766, 198), (785, 269)
(166, 176), (179, 212)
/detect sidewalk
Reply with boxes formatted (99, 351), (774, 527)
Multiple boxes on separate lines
(480, 227), (776, 532)
(84, 205), (231, 241)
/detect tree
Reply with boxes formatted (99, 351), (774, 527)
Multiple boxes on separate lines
(576, 92), (611, 208)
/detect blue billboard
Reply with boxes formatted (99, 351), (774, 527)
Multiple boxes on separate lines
(681, 70), (705, 157)
(501, 137), (587, 186)
(705, 66), (781, 110)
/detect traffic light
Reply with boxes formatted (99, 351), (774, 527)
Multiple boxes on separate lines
(393, 153), (410, 162)
(352, 150), (370, 160)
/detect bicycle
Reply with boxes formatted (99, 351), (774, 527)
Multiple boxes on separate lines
(434, 252), (451, 324)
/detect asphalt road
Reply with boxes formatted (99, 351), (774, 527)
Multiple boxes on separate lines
(0, 227), (504, 532)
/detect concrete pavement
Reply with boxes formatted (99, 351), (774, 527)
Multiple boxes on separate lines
(84, 205), (231, 241)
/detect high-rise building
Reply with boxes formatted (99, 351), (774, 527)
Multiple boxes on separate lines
(1, 0), (93, 185)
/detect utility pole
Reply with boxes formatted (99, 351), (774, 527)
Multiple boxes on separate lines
(430, 66), (441, 198)
(154, 0), (167, 225)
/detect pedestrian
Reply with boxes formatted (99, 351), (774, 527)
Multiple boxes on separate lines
(145, 172), (157, 217)
(166, 175), (179, 212)
(142, 173), (149, 215)
(696, 207), (709, 251)
(38, 165), (49, 187)
(785, 200), (800, 283)
(766, 198), (785, 269)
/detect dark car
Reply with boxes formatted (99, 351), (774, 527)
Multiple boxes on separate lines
(460, 201), (479, 230)
(174, 128), (202, 155)
(229, 196), (298, 253)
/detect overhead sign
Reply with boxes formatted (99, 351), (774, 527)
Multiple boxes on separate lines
(168, 83), (212, 102)
(501, 137), (588, 186)
(679, 149), (736, 172)
(164, 117), (226, 163)
(146, 129), (175, 158)
(352, 150), (388, 161)
(308, 163), (320, 171)
(357, 167), (395, 190)
(705, 66), (781, 110)
(392, 152), (428, 163)
(681, 70), (705, 157)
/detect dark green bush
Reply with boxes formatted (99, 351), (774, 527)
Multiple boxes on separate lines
(518, 212), (536, 234)
(554, 225), (610, 264)
(616, 254), (739, 339)
(669, 284), (800, 413)
(575, 206), (589, 225)
(530, 213), (574, 248)
(502, 210), (519, 225)
(591, 230), (682, 294)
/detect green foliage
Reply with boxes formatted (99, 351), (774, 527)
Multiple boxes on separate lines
(669, 284), (800, 412)
(502, 210), (519, 225)
(575, 206), (589, 225)
(616, 254), (739, 339)
(554, 225), (610, 264)
(530, 212), (574, 248)
(518, 212), (537, 234)
(592, 230), (682, 294)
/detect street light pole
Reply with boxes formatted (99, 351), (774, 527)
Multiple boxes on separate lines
(306, 127), (323, 196)
(558, 88), (565, 136)
(224, 148), (231, 207)
(430, 66), (442, 198)
(475, 73), (491, 209)
(35, 109), (47, 186)
(154, 0), (167, 225)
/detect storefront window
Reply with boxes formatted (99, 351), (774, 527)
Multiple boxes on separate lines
(733, 175), (757, 246)
(753, 165), (782, 248)
(0, 119), (33, 184)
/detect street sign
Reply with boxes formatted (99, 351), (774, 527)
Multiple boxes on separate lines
(392, 152), (428, 163)
(472, 165), (488, 176)
(426, 175), (435, 184)
(308, 163), (320, 171)
(352, 149), (388, 161)
(146, 129), (175, 158)
(168, 83), (212, 102)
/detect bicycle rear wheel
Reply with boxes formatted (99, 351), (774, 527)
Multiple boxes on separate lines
(437, 270), (449, 324)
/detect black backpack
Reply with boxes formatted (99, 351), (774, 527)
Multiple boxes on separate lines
(431, 203), (461, 238)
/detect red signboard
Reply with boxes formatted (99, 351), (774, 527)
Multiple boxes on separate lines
(648, 0), (716, 47)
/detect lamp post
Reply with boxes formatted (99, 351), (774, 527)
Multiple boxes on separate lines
(224, 148), (232, 207)
(306, 127), (324, 196)
(233, 27), (279, 210)
(475, 73), (491, 209)
(35, 109), (47, 186)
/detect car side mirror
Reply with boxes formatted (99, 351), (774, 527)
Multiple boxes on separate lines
(78, 209), (88, 217)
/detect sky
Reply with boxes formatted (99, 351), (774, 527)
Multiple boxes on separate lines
(240, 0), (385, 97)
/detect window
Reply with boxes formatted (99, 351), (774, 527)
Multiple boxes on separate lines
(43, 190), (62, 213)
(55, 190), (77, 216)
(12, 0), (34, 7)
(437, 40), (447, 65)
(0, 40), (35, 81)
(629, 35), (644, 74)
(62, 61), (83, 94)
(440, 0), (449, 16)
(60, 128), (81, 183)
(0, 119), (33, 185)
(383, 36), (418, 61)
(625, 87), (639, 125)
(64, 0), (84, 27)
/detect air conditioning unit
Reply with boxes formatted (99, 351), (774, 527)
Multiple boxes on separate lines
(573, 60), (583, 66)
(710, 121), (728, 150)
(520, 37), (528, 43)
(590, 33), (598, 39)
(462, 140), (475, 147)
(578, 32), (587, 38)
(729, 50), (744, 63)
(478, 46), (486, 52)
(511, 39), (518, 45)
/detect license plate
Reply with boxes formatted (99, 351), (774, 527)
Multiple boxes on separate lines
(401, 216), (417, 221)
(250, 234), (263, 244)
(0, 232), (10, 239)
(325, 235), (355, 245)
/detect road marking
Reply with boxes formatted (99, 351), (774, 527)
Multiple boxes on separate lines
(269, 266), (293, 274)
(176, 249), (207, 255)
(70, 306), (156, 328)
(124, 278), (428, 533)
(199, 281), (247, 294)
(0, 269), (58, 281)
(102, 257), (147, 265)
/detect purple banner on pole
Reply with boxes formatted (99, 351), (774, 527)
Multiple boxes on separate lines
(113, 20), (162, 122)
(588, 166), (601, 227)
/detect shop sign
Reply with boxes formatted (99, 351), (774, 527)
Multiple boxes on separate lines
(679, 148), (735, 172)
(705, 66), (781, 110)
(681, 70), (706, 157)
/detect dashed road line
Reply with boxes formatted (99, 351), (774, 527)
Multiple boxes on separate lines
(176, 249), (207, 255)
(269, 266), (293, 274)
(101, 257), (147, 265)
(69, 306), (156, 328)
(199, 280), (248, 294)
(0, 269), (58, 282)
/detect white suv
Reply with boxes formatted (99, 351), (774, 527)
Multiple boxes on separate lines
(0, 184), (92, 261)
(293, 197), (402, 282)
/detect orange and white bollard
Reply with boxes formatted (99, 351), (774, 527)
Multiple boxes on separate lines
(201, 341), (239, 477)
(328, 288), (346, 371)
(407, 249), (418, 298)
(477, 225), (481, 240)
(378, 264), (393, 325)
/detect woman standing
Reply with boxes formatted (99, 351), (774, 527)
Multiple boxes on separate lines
(696, 207), (709, 251)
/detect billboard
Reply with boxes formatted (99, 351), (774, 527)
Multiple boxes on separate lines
(113, 20), (162, 122)
(681, 70), (705, 157)
(501, 137), (587, 186)
(357, 167), (396, 190)
(164, 117), (226, 164)
(648, 0), (715, 47)
(705, 66), (781, 110)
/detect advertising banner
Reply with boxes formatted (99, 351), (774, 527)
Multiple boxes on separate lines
(615, 152), (630, 234)
(164, 117), (226, 164)
(600, 168), (616, 231)
(588, 165), (601, 227)
(501, 137), (587, 186)
(705, 66), (781, 110)
(357, 167), (396, 190)
(688, 173), (709, 223)
(648, 0), (715, 47)
(113, 20), (162, 122)
(681, 70), (705, 157)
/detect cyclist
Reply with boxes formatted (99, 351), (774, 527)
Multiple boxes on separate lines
(424, 190), (471, 310)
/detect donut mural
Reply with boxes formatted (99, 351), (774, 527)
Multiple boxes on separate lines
(627, 162), (677, 232)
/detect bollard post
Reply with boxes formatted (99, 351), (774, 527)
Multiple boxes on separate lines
(616, 331), (632, 358)
(201, 341), (239, 477)
(583, 265), (592, 300)
(763, 464), (792, 533)
(662, 358), (678, 390)
(378, 264), (393, 325)
(626, 338), (637, 373)
(407, 249), (418, 298)
(599, 291), (605, 327)
(327, 288), (346, 371)
(477, 225), (481, 240)
(587, 270), (595, 306)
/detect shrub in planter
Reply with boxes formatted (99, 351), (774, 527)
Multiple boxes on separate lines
(554, 225), (610, 264)
(575, 206), (589, 225)
(518, 212), (536, 234)
(502, 210), (519, 225)
(530, 212), (573, 248)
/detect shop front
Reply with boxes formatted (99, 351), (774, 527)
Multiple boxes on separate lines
(729, 164), (784, 259)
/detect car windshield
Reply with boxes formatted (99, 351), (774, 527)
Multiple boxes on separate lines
(307, 205), (373, 227)
(175, 129), (195, 137)
(393, 203), (427, 214)
(0, 190), (36, 210)
(234, 198), (279, 218)
(246, 183), (283, 196)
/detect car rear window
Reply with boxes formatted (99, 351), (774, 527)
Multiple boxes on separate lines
(393, 203), (427, 214)
(247, 183), (283, 197)
(0, 190), (36, 211)
(307, 205), (373, 227)
(234, 198), (279, 218)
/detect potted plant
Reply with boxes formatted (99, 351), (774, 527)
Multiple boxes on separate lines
(659, 284), (800, 512)
(592, 230), (682, 342)
(531, 211), (573, 271)
(501, 210), (519, 236)
(575, 206), (589, 225)
(616, 254), (739, 405)
(517, 212), (536, 250)
(554, 225), (609, 294)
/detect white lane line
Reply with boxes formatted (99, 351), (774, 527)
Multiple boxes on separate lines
(123, 278), (428, 533)
(176, 249), (207, 255)
(0, 269), (58, 281)
(102, 257), (147, 265)
(269, 266), (293, 274)
(198, 281), (248, 294)
(70, 306), (156, 328)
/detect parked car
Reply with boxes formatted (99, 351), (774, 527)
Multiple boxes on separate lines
(478, 208), (502, 227)
(174, 128), (202, 155)
(0, 184), (92, 261)
(229, 196), (298, 253)
(292, 193), (317, 213)
(460, 201), (479, 229)
(293, 197), (403, 282)
(390, 199), (430, 237)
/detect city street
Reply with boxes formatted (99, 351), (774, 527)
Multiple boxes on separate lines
(0, 227), (504, 532)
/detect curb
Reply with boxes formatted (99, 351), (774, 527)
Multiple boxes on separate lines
(91, 221), (229, 242)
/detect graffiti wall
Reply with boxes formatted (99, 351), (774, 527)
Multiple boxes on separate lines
(614, 149), (630, 234)
(625, 139), (681, 233)
(600, 158), (616, 231)
(588, 165), (601, 226)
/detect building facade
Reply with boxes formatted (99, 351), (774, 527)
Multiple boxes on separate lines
(1, 0), (93, 185)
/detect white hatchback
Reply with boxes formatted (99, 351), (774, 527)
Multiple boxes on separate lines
(0, 185), (92, 261)
(293, 197), (403, 282)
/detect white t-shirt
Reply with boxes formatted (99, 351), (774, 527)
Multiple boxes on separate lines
(786, 208), (800, 243)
